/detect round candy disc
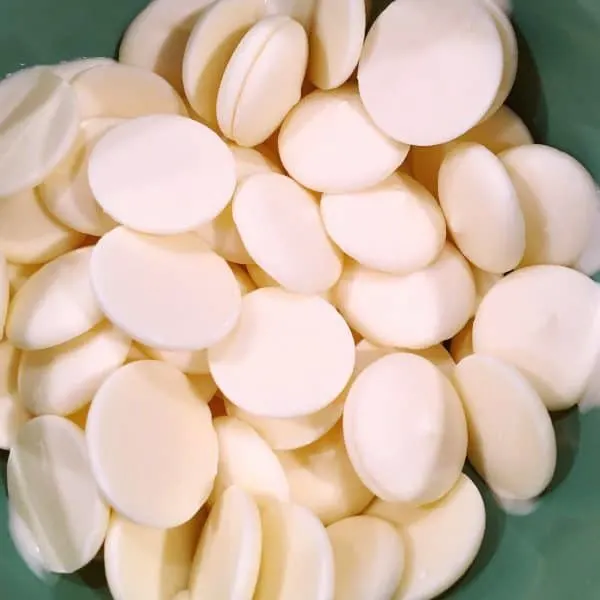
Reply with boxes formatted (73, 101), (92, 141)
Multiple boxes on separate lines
(343, 352), (467, 504)
(358, 0), (503, 145)
(209, 288), (355, 418)
(211, 416), (290, 504)
(278, 85), (409, 194)
(182, 0), (265, 126)
(88, 115), (236, 234)
(217, 16), (308, 147)
(7, 247), (104, 351)
(189, 486), (262, 600)
(500, 144), (597, 267)
(473, 265), (600, 410)
(90, 227), (242, 351)
(308, 0), (365, 90)
(18, 321), (131, 417)
(335, 244), (475, 349)
(327, 516), (404, 600)
(321, 173), (446, 274)
(40, 118), (121, 236)
(277, 425), (374, 525)
(0, 188), (85, 265)
(254, 500), (334, 600)
(86, 360), (218, 528)
(233, 173), (343, 294)
(453, 354), (557, 499)
(104, 512), (204, 600)
(366, 474), (485, 600)
(119, 0), (216, 93)
(0, 67), (80, 196)
(438, 142), (525, 274)
(8, 416), (110, 573)
(72, 63), (187, 119)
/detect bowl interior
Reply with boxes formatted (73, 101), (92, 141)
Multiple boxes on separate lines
(1, 0), (600, 598)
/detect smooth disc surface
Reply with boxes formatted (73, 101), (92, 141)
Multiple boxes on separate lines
(88, 115), (236, 234)
(7, 247), (104, 351)
(90, 227), (242, 351)
(7, 416), (110, 574)
(278, 85), (409, 194)
(358, 0), (503, 145)
(366, 474), (486, 600)
(209, 288), (355, 418)
(104, 512), (203, 600)
(189, 486), (262, 600)
(86, 361), (218, 528)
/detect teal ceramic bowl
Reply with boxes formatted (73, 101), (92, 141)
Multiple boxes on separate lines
(1, 0), (600, 598)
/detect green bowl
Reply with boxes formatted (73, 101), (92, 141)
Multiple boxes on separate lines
(1, 0), (600, 598)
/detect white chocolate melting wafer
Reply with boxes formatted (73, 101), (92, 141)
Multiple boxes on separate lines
(72, 63), (187, 119)
(86, 361), (218, 528)
(327, 516), (404, 600)
(104, 511), (204, 600)
(366, 474), (485, 600)
(218, 16), (308, 147)
(0, 67), (80, 197)
(343, 352), (467, 504)
(358, 0), (503, 145)
(189, 486), (262, 600)
(453, 354), (557, 499)
(7, 247), (103, 351)
(209, 288), (355, 418)
(90, 227), (242, 351)
(88, 115), (236, 234)
(279, 85), (409, 193)
(8, 416), (110, 573)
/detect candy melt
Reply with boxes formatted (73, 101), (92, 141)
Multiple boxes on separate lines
(86, 361), (218, 528)
(233, 173), (343, 294)
(0, 67), (80, 197)
(277, 425), (374, 525)
(0, 341), (29, 450)
(18, 321), (131, 416)
(182, 0), (265, 125)
(189, 486), (262, 600)
(358, 0), (503, 146)
(7, 416), (110, 573)
(224, 394), (345, 451)
(336, 244), (475, 349)
(209, 288), (355, 418)
(7, 247), (104, 351)
(327, 516), (404, 600)
(72, 63), (187, 119)
(254, 499), (335, 600)
(104, 512), (204, 600)
(278, 85), (409, 193)
(119, 0), (217, 93)
(40, 118), (120, 236)
(366, 474), (486, 600)
(321, 173), (446, 274)
(473, 265), (600, 410)
(438, 142), (525, 274)
(343, 352), (467, 504)
(88, 115), (236, 234)
(453, 354), (557, 499)
(217, 16), (308, 146)
(0, 188), (85, 265)
(90, 227), (242, 351)
(210, 416), (290, 503)
(307, 0), (365, 90)
(500, 144), (597, 267)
